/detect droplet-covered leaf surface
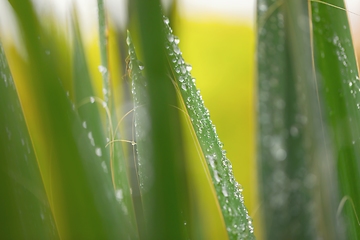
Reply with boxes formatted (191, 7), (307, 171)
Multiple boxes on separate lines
(163, 16), (255, 240)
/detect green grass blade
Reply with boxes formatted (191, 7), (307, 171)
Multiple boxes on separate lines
(127, 31), (149, 239)
(127, 32), (148, 194)
(0, 42), (59, 240)
(256, 0), (345, 239)
(163, 16), (255, 240)
(132, 1), (191, 239)
(8, 0), (134, 238)
(72, 18), (138, 238)
(72, 18), (110, 174)
(256, 1), (322, 239)
(311, 0), (360, 238)
(95, 3), (139, 235)
(96, 0), (110, 104)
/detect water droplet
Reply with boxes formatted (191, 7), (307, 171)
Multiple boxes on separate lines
(101, 161), (108, 172)
(259, 3), (268, 12)
(290, 126), (298, 137)
(98, 65), (107, 74)
(181, 83), (187, 91)
(88, 132), (95, 146)
(180, 65), (186, 74)
(95, 147), (102, 157)
(186, 64), (192, 71)
(82, 121), (87, 129)
(90, 96), (95, 103)
(274, 148), (286, 161)
(163, 17), (170, 25)
(207, 154), (216, 168)
(349, 82), (353, 87)
(174, 37), (180, 44)
(126, 36), (131, 45)
(222, 186), (229, 197)
(102, 102), (107, 108)
(167, 34), (174, 42)
(173, 45), (180, 54)
(214, 170), (221, 183)
(179, 76), (184, 82)
(45, 50), (50, 55)
(115, 189), (123, 201)
(139, 65), (144, 70)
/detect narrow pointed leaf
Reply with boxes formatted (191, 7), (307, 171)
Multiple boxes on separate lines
(163, 16), (255, 240)
(127, 32), (149, 238)
(72, 19), (110, 174)
(127, 32), (149, 193)
(97, 0), (110, 104)
(95, 3), (138, 234)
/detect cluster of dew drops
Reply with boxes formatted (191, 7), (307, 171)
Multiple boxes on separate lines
(162, 16), (254, 238)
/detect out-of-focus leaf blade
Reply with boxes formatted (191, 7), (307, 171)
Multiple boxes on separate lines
(257, 1), (319, 239)
(72, 18), (110, 175)
(93, 4), (139, 237)
(127, 31), (149, 239)
(97, 0), (110, 104)
(311, 0), (360, 238)
(8, 0), (134, 238)
(256, 0), (343, 239)
(132, 0), (191, 239)
(0, 43), (59, 239)
(163, 16), (255, 240)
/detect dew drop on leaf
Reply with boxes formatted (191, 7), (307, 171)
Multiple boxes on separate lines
(115, 189), (123, 201)
(98, 65), (107, 74)
(186, 64), (192, 71)
(167, 34), (174, 43)
(95, 147), (102, 157)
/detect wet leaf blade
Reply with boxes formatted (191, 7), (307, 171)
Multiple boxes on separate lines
(163, 15), (255, 240)
(311, 0), (360, 238)
(255, 1), (330, 239)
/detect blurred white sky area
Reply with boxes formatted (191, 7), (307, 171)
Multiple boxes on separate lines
(0, 0), (360, 41)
